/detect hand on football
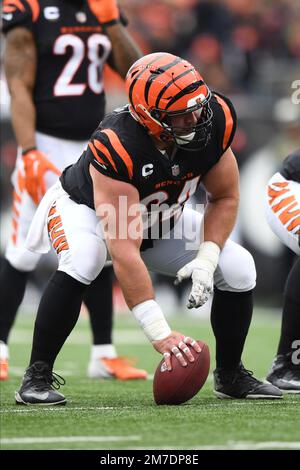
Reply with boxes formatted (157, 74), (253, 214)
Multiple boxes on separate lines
(87, 0), (119, 24)
(175, 258), (214, 309)
(152, 332), (202, 371)
(22, 149), (61, 205)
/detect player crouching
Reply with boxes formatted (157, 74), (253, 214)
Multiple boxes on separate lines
(16, 53), (282, 405)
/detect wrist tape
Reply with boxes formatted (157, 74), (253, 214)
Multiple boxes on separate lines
(132, 299), (171, 342)
(196, 241), (220, 273)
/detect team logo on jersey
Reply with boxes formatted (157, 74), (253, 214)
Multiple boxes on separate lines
(44, 6), (60, 21)
(171, 164), (180, 176)
(76, 11), (87, 23)
(142, 164), (154, 177)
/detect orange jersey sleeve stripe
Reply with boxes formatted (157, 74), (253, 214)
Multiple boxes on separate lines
(101, 129), (133, 179)
(215, 95), (234, 151)
(93, 139), (118, 173)
(88, 142), (106, 166)
(26, 0), (40, 22)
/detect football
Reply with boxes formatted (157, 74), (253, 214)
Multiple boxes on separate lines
(153, 340), (210, 405)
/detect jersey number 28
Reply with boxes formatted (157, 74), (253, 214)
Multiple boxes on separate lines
(53, 33), (111, 96)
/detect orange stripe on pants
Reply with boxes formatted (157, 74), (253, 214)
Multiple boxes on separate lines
(48, 205), (69, 254)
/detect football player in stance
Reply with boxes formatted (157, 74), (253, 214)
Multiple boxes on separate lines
(264, 148), (300, 392)
(0, 0), (147, 382)
(16, 52), (282, 405)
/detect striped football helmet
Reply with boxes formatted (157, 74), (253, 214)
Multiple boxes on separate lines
(125, 52), (213, 151)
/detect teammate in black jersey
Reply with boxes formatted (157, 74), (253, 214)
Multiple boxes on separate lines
(265, 148), (300, 392)
(0, 0), (147, 382)
(16, 52), (282, 405)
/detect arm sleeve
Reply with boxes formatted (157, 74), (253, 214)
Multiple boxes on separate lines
(2, 0), (38, 34)
(87, 129), (134, 184)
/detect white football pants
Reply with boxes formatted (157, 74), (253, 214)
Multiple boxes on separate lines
(264, 172), (300, 255)
(30, 182), (256, 292)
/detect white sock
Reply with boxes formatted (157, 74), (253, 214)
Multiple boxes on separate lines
(0, 341), (9, 359)
(91, 344), (117, 360)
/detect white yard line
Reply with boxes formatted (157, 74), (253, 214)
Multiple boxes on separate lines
(2, 398), (298, 414)
(131, 441), (300, 450)
(1, 437), (298, 449)
(0, 406), (137, 413)
(0, 435), (141, 445)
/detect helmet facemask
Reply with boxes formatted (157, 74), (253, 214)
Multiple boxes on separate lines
(150, 90), (213, 152)
(157, 94), (213, 152)
(126, 53), (213, 152)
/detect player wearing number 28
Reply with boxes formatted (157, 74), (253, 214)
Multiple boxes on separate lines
(0, 0), (145, 383)
(16, 52), (282, 405)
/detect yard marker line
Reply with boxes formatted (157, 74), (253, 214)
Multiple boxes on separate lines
(0, 435), (141, 445)
(2, 399), (297, 414)
(225, 401), (290, 405)
(0, 406), (140, 413)
(131, 441), (300, 450)
(230, 442), (300, 450)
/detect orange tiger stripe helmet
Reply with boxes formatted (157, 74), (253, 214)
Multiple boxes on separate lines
(125, 52), (213, 151)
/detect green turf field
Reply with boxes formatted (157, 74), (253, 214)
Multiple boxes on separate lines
(1, 309), (299, 450)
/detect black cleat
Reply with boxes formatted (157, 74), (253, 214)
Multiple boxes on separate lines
(214, 363), (283, 399)
(266, 352), (300, 394)
(15, 361), (66, 405)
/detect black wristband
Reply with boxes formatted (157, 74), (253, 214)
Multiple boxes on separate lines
(101, 18), (120, 29)
(22, 146), (37, 155)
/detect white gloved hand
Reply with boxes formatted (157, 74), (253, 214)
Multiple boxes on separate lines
(175, 242), (220, 309)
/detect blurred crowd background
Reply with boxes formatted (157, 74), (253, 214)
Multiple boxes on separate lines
(1, 0), (300, 314)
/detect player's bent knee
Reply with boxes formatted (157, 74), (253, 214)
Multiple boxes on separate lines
(219, 246), (257, 292)
(230, 248), (256, 291)
(71, 236), (107, 284)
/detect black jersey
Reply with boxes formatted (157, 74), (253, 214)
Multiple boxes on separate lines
(2, 0), (126, 140)
(61, 92), (237, 237)
(280, 148), (300, 183)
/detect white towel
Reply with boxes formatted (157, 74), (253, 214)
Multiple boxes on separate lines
(25, 181), (67, 254)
